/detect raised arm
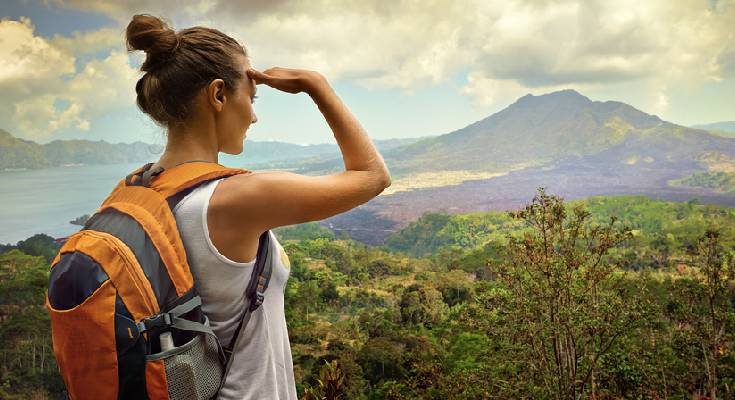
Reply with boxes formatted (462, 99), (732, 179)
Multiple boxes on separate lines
(210, 67), (391, 235)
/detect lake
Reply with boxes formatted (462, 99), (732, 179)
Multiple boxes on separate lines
(0, 163), (148, 244)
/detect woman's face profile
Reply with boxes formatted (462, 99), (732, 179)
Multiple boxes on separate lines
(215, 54), (258, 155)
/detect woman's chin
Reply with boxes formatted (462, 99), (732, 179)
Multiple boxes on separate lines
(221, 143), (244, 155)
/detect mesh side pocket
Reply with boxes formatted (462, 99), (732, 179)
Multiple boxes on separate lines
(154, 333), (224, 400)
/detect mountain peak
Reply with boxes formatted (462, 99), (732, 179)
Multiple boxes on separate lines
(515, 89), (590, 106)
(547, 88), (586, 98)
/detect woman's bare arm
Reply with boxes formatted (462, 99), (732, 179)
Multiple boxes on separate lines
(210, 68), (391, 235)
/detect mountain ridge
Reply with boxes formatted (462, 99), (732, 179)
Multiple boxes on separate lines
(315, 89), (735, 245)
(367, 89), (695, 178)
(0, 129), (424, 170)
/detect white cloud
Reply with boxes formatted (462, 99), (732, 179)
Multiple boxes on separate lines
(7, 0), (731, 139)
(0, 17), (74, 83)
(0, 17), (136, 141)
(53, 1), (735, 101)
(50, 27), (124, 55)
(653, 90), (670, 116)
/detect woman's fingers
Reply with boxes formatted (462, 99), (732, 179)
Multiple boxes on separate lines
(247, 68), (271, 85)
(247, 67), (322, 94)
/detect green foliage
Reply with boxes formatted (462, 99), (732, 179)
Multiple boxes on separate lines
(447, 332), (491, 371)
(384, 212), (517, 258)
(431, 270), (474, 307)
(3, 189), (735, 399)
(670, 171), (735, 193)
(302, 360), (348, 400)
(274, 222), (336, 242)
(357, 337), (407, 385)
(0, 249), (64, 399)
(16, 234), (59, 263)
(667, 229), (735, 398)
(385, 193), (735, 269)
(398, 283), (447, 328)
(496, 187), (646, 398)
(0, 250), (49, 306)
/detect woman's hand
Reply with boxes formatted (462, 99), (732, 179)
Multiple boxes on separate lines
(246, 67), (327, 95)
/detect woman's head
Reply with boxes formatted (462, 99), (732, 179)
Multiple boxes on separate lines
(125, 14), (257, 154)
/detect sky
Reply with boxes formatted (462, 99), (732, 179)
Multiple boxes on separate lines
(1, 0), (734, 146)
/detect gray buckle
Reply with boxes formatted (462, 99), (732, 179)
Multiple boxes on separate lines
(136, 312), (172, 333)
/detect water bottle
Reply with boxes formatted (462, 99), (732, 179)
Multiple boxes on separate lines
(159, 331), (174, 351)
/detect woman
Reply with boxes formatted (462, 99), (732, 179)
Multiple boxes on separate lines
(125, 14), (391, 399)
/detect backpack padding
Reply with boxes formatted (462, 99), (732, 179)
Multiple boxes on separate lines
(102, 162), (248, 212)
(89, 163), (250, 299)
(48, 251), (109, 310)
(114, 293), (148, 399)
(157, 163), (250, 198)
(53, 230), (160, 320)
(85, 208), (180, 311)
(145, 161), (251, 198)
(97, 196), (193, 298)
(46, 279), (119, 400)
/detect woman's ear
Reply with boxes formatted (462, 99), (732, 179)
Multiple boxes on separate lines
(207, 79), (226, 112)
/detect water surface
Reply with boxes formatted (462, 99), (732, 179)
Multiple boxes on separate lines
(0, 163), (147, 244)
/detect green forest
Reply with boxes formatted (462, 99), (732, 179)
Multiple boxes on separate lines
(1, 188), (734, 399)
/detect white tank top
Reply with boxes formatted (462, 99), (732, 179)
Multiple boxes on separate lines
(172, 178), (297, 400)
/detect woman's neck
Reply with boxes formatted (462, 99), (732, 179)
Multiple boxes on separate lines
(157, 122), (219, 169)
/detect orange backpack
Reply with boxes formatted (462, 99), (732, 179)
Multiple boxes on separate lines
(45, 161), (274, 399)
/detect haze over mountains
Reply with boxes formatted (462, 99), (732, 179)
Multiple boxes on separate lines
(316, 90), (735, 244)
(0, 129), (423, 171)
(0, 129), (158, 170)
(3, 89), (734, 246)
(296, 90), (733, 177)
(691, 121), (735, 138)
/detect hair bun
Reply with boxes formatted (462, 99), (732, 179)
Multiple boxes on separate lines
(125, 14), (178, 71)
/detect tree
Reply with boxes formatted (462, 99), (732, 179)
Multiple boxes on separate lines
(15, 234), (59, 263)
(301, 360), (347, 400)
(398, 283), (447, 328)
(674, 229), (735, 400)
(434, 270), (474, 307)
(497, 187), (646, 399)
(0, 249), (64, 397)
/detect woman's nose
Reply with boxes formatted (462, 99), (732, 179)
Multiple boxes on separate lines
(252, 113), (258, 123)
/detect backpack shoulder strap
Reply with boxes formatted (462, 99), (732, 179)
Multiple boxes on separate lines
(102, 161), (251, 212)
(125, 161), (251, 201)
(80, 161), (253, 304)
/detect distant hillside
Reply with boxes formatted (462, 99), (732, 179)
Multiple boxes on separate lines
(0, 129), (423, 171)
(0, 129), (159, 170)
(225, 137), (425, 170)
(295, 90), (734, 180)
(383, 90), (734, 176)
(692, 121), (735, 132)
(691, 121), (735, 138)
(317, 90), (735, 245)
(221, 140), (337, 168)
(670, 171), (735, 193)
(383, 195), (735, 257)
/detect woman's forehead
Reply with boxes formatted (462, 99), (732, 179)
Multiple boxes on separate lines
(240, 56), (256, 94)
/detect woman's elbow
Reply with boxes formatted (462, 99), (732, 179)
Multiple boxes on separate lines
(381, 174), (392, 189)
